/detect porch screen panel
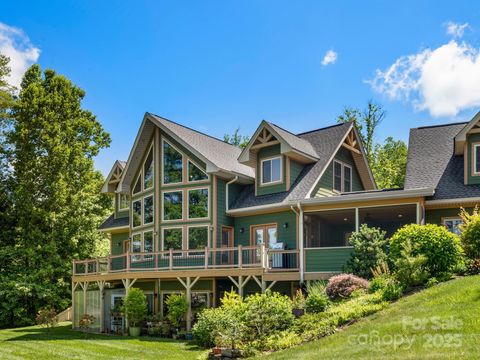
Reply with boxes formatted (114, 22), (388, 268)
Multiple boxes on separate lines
(359, 204), (416, 238)
(73, 290), (84, 327)
(304, 209), (355, 247)
(86, 290), (101, 329)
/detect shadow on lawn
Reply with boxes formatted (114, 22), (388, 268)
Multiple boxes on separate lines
(6, 324), (201, 351)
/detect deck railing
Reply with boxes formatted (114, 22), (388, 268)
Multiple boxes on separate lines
(73, 246), (300, 276)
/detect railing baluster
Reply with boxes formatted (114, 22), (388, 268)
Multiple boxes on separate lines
(204, 247), (208, 269)
(238, 245), (243, 268)
(169, 249), (173, 270)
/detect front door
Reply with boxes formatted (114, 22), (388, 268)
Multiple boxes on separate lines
(220, 226), (233, 265)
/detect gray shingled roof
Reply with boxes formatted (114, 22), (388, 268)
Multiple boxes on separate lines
(267, 122), (318, 159)
(150, 114), (255, 178)
(405, 122), (480, 200)
(99, 213), (129, 230)
(231, 122), (352, 209)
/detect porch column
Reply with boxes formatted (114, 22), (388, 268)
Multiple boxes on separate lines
(96, 280), (106, 333)
(177, 276), (200, 331)
(72, 281), (79, 328)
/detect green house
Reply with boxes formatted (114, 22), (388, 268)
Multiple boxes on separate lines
(72, 111), (480, 332)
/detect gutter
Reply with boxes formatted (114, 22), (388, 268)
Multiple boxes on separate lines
(291, 203), (304, 284)
(425, 196), (480, 206)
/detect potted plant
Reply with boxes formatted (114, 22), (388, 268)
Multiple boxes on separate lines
(121, 288), (147, 337)
(165, 294), (188, 339)
(292, 289), (305, 317)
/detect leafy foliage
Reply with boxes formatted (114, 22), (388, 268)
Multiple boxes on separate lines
(0, 62), (111, 328)
(459, 206), (480, 260)
(305, 282), (329, 313)
(223, 128), (250, 149)
(122, 288), (147, 328)
(345, 224), (388, 279)
(389, 224), (463, 278)
(35, 308), (58, 331)
(326, 274), (369, 300)
(371, 137), (407, 189)
(393, 239), (429, 288)
(165, 293), (188, 328)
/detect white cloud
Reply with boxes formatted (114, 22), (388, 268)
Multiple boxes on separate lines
(321, 50), (337, 66)
(368, 40), (480, 117)
(445, 21), (469, 38)
(0, 22), (40, 89)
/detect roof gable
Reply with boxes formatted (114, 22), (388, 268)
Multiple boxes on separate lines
(454, 111), (480, 155)
(101, 160), (126, 193)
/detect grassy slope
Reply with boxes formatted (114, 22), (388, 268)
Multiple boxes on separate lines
(0, 323), (205, 360)
(262, 276), (480, 360)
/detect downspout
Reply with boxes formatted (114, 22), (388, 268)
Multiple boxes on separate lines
(226, 176), (239, 211)
(291, 202), (304, 284)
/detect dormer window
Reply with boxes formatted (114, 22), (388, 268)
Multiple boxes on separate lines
(473, 143), (480, 175)
(118, 194), (129, 210)
(333, 160), (352, 193)
(261, 156), (282, 185)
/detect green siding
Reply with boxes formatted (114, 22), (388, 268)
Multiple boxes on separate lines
(467, 133), (480, 184)
(234, 211), (297, 249)
(313, 147), (364, 197)
(159, 279), (213, 291)
(290, 160), (304, 186)
(111, 232), (129, 256)
(243, 281), (293, 297)
(305, 248), (354, 272)
(426, 207), (473, 225)
(216, 179), (235, 247)
(256, 144), (287, 196)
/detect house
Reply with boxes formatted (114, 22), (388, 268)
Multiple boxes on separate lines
(72, 111), (480, 332)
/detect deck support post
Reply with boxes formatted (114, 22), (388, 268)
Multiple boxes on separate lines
(228, 275), (251, 298)
(96, 280), (106, 333)
(177, 276), (200, 331)
(78, 281), (89, 317)
(252, 276), (275, 293)
(121, 278), (137, 330)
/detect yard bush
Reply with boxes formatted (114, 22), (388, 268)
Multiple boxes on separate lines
(466, 258), (480, 275)
(389, 224), (463, 278)
(393, 239), (429, 288)
(305, 281), (329, 313)
(35, 308), (58, 331)
(345, 224), (388, 279)
(460, 207), (480, 260)
(122, 288), (147, 328)
(326, 274), (369, 300)
(164, 294), (188, 329)
(263, 330), (303, 351)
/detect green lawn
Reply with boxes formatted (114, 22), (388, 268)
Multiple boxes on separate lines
(0, 323), (205, 360)
(261, 275), (480, 360)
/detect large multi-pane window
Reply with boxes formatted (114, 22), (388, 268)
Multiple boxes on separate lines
(188, 226), (209, 249)
(143, 195), (153, 224)
(163, 227), (183, 250)
(261, 156), (282, 185)
(188, 188), (209, 219)
(132, 200), (142, 227)
(144, 148), (154, 190)
(163, 140), (183, 184)
(131, 231), (154, 260)
(163, 191), (183, 221)
(188, 160), (208, 182)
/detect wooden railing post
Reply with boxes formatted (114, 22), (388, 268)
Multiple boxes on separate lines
(169, 249), (173, 270)
(238, 245), (243, 268)
(84, 261), (87, 275)
(126, 251), (130, 271)
(204, 247), (208, 269)
(261, 244), (266, 269)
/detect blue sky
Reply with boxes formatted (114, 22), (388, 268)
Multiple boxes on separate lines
(2, 1), (480, 174)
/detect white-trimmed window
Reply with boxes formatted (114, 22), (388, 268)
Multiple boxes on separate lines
(162, 227), (183, 251)
(473, 143), (480, 175)
(188, 159), (208, 182)
(162, 139), (183, 185)
(143, 195), (154, 225)
(118, 194), (129, 211)
(163, 190), (183, 221)
(333, 160), (352, 193)
(443, 217), (463, 236)
(131, 230), (154, 261)
(132, 199), (142, 228)
(133, 144), (154, 194)
(261, 156), (282, 185)
(188, 188), (209, 220)
(188, 225), (209, 249)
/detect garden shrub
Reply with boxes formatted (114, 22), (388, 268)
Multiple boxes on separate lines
(393, 239), (429, 288)
(35, 308), (58, 331)
(263, 330), (303, 351)
(292, 289), (305, 310)
(121, 288), (147, 328)
(426, 277), (438, 288)
(305, 281), (329, 313)
(165, 293), (188, 329)
(368, 262), (403, 301)
(326, 274), (369, 300)
(460, 207), (480, 259)
(192, 307), (226, 347)
(389, 224), (463, 277)
(466, 258), (480, 275)
(345, 224), (388, 279)
(294, 313), (338, 342)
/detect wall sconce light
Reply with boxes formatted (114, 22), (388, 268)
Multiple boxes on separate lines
(283, 222), (289, 229)
(116, 242), (121, 247)
(240, 227), (245, 234)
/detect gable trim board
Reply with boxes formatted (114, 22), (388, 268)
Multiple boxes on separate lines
(454, 111), (480, 155)
(102, 160), (126, 193)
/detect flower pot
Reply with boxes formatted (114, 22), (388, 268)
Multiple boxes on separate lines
(292, 308), (305, 317)
(129, 326), (141, 337)
(212, 347), (222, 355)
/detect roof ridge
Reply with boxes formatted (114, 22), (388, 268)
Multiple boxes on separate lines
(266, 121), (305, 138)
(296, 122), (348, 136)
(414, 121), (468, 130)
(148, 112), (242, 150)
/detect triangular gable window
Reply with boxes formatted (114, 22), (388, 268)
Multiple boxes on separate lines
(188, 160), (208, 182)
(133, 174), (141, 194)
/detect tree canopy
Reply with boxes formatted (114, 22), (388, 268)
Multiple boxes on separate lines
(224, 128), (250, 149)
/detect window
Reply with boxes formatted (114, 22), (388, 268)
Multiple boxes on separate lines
(118, 194), (129, 210)
(132, 200), (142, 227)
(132, 234), (142, 253)
(252, 224), (278, 248)
(261, 157), (282, 185)
(133, 175), (141, 194)
(188, 160), (208, 182)
(474, 144), (480, 175)
(144, 148), (154, 190)
(333, 160), (352, 193)
(144, 231), (154, 253)
(188, 188), (209, 219)
(163, 227), (183, 250)
(163, 191), (183, 221)
(143, 195), (153, 224)
(163, 140), (183, 184)
(443, 217), (463, 236)
(188, 226), (209, 249)
(131, 231), (154, 261)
